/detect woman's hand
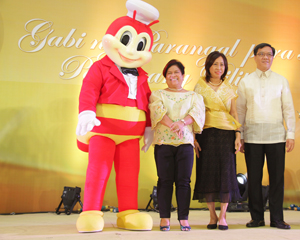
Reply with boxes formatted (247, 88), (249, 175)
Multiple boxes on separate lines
(170, 121), (184, 139)
(194, 140), (201, 158)
(234, 134), (241, 154)
(176, 130), (184, 139)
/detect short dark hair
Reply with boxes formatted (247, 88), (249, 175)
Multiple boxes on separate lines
(205, 51), (228, 82)
(163, 59), (185, 78)
(253, 43), (275, 56)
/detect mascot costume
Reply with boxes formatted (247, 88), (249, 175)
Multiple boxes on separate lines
(75, 0), (159, 233)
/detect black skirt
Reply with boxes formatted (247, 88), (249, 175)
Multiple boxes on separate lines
(193, 128), (241, 203)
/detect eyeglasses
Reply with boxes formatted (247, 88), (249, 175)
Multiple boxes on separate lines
(257, 52), (273, 58)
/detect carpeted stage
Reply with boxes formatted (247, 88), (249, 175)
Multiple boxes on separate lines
(0, 210), (299, 240)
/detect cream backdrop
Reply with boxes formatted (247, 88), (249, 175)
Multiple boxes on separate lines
(0, 0), (300, 214)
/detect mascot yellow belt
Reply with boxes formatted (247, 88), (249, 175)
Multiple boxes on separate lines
(75, 0), (159, 233)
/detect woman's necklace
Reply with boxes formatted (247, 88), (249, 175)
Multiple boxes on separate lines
(209, 80), (222, 86)
(167, 87), (183, 91)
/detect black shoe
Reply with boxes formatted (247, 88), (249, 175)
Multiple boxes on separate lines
(207, 223), (217, 229)
(270, 221), (291, 229)
(246, 220), (265, 227)
(218, 225), (228, 230)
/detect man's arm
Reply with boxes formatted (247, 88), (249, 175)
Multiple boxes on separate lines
(281, 78), (296, 152)
(236, 79), (247, 153)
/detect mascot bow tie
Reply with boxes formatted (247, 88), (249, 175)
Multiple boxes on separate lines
(121, 67), (139, 76)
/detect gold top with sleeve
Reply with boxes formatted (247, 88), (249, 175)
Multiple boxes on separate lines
(149, 90), (205, 147)
(194, 77), (241, 130)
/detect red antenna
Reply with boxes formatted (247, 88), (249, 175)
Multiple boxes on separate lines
(133, 10), (137, 21)
(148, 20), (159, 27)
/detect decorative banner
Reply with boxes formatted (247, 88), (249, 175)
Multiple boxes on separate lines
(15, 18), (299, 89)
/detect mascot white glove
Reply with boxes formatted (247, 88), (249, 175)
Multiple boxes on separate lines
(76, 110), (101, 136)
(141, 126), (154, 153)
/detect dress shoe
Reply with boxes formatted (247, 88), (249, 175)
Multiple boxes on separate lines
(180, 224), (191, 231)
(246, 220), (265, 227)
(218, 225), (228, 230)
(179, 221), (191, 231)
(270, 221), (291, 229)
(160, 225), (170, 231)
(207, 223), (217, 229)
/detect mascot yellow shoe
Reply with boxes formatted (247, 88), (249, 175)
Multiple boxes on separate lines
(76, 210), (104, 232)
(117, 210), (153, 230)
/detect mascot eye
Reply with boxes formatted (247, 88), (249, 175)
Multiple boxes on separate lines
(120, 31), (132, 46)
(137, 37), (147, 51)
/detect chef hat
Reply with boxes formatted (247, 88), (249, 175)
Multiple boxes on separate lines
(126, 0), (159, 25)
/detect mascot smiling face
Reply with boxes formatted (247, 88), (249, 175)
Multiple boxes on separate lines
(102, 16), (154, 68)
(102, 0), (158, 68)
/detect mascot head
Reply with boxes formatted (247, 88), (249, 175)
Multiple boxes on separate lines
(102, 0), (159, 68)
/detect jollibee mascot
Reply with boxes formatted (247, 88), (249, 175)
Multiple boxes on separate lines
(75, 0), (159, 233)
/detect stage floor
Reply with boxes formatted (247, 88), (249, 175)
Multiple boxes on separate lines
(0, 210), (299, 240)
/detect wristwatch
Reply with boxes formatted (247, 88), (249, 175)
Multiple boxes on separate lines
(180, 119), (186, 126)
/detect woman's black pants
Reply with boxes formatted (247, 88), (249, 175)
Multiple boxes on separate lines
(154, 144), (194, 220)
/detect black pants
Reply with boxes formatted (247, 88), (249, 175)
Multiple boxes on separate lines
(154, 144), (194, 220)
(244, 142), (286, 222)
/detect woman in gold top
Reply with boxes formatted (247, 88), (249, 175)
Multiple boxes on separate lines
(149, 59), (205, 231)
(193, 51), (241, 230)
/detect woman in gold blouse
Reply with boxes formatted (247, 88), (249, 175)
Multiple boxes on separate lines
(149, 59), (205, 231)
(193, 51), (241, 230)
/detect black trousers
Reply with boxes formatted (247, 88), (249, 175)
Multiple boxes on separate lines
(244, 142), (286, 222)
(154, 144), (194, 220)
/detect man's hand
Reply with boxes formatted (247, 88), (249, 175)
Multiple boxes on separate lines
(286, 139), (295, 152)
(194, 140), (201, 158)
(76, 111), (101, 136)
(240, 139), (245, 153)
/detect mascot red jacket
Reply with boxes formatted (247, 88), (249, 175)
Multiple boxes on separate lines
(75, 0), (159, 233)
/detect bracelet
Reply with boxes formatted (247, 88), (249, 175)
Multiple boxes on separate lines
(235, 130), (241, 133)
(180, 119), (186, 126)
